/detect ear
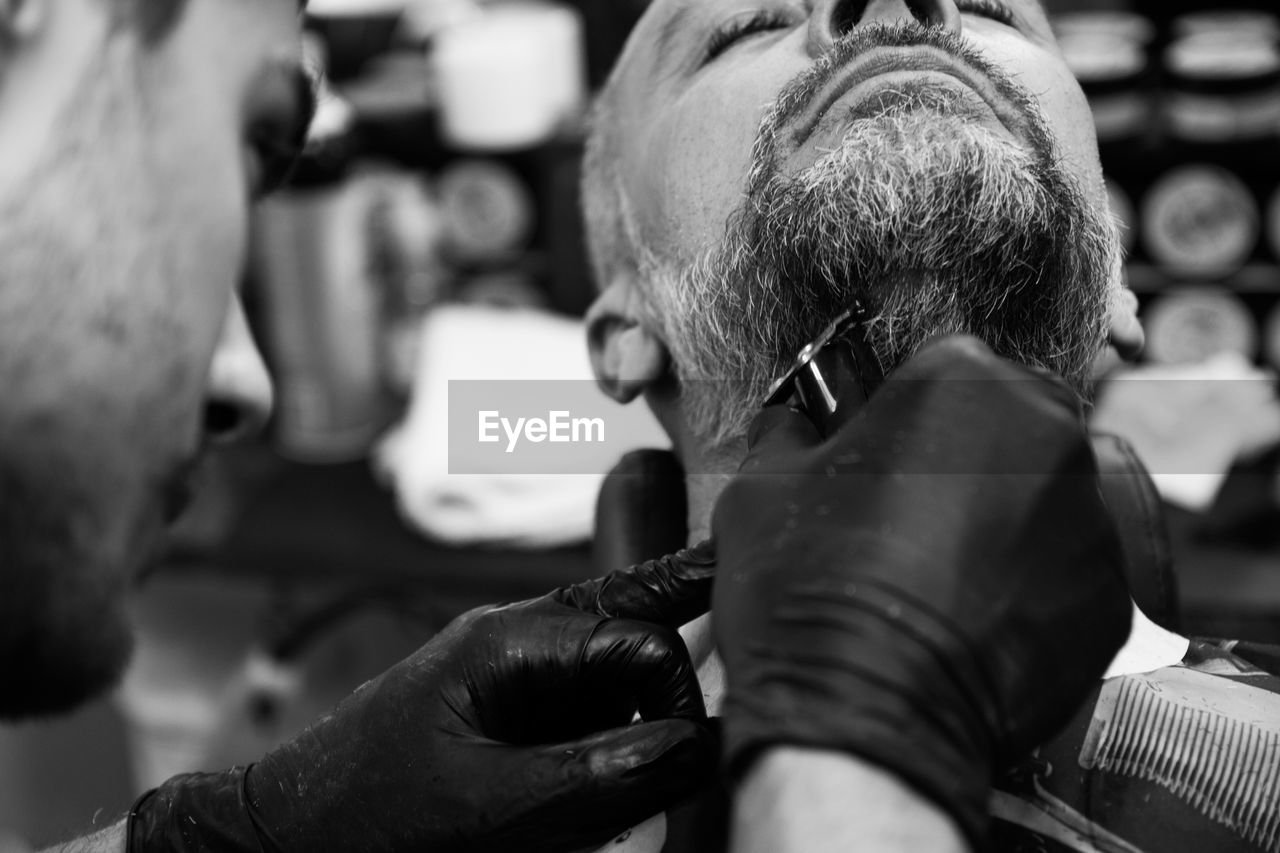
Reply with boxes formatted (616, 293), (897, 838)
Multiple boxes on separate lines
(0, 0), (45, 40)
(586, 277), (670, 404)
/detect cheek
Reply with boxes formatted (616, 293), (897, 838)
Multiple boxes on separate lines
(991, 41), (1106, 199)
(630, 80), (777, 263)
(1040, 73), (1105, 193)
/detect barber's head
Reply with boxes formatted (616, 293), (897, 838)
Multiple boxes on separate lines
(583, 0), (1122, 455)
(0, 0), (306, 718)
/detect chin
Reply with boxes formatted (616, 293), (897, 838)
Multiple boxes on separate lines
(0, 627), (134, 721)
(0, 596), (134, 721)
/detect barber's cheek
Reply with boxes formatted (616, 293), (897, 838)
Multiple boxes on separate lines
(203, 296), (274, 445)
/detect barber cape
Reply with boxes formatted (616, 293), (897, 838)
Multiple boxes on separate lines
(592, 449), (1280, 853)
(647, 641), (1280, 853)
(989, 639), (1280, 853)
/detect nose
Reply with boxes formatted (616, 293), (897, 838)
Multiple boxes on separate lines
(204, 296), (274, 445)
(809, 0), (963, 54)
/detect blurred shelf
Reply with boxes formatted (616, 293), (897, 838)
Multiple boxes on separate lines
(165, 442), (595, 619)
(1167, 484), (1280, 644)
(1128, 263), (1280, 294)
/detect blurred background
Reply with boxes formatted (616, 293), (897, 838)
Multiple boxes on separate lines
(5, 0), (1280, 847)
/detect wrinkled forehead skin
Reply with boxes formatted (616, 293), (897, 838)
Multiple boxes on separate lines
(595, 0), (1105, 272)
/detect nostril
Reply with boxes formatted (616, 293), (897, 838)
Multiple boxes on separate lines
(828, 0), (955, 36)
(905, 0), (947, 26)
(205, 401), (243, 440)
(831, 0), (867, 37)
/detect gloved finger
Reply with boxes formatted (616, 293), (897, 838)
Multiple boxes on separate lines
(739, 405), (823, 476)
(898, 334), (1079, 404)
(882, 335), (1085, 447)
(891, 334), (1002, 383)
(526, 720), (718, 850)
(583, 618), (707, 721)
(550, 541), (716, 626)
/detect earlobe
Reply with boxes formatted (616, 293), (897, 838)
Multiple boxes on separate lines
(1107, 286), (1144, 362)
(587, 279), (671, 404)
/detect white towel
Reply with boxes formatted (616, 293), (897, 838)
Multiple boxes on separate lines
(374, 304), (669, 548)
(1091, 352), (1280, 511)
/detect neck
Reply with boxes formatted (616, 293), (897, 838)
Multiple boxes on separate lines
(676, 444), (742, 716)
(672, 440), (1191, 718)
(684, 471), (735, 545)
(679, 435), (745, 543)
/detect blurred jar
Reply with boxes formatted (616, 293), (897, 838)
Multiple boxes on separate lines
(429, 1), (586, 151)
(251, 36), (391, 463)
(1170, 10), (1280, 41)
(1163, 20), (1280, 151)
(1141, 23), (1280, 281)
(1143, 286), (1258, 365)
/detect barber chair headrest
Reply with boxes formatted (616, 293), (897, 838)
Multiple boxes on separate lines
(594, 436), (1180, 631)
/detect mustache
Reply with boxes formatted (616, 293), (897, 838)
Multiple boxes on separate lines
(747, 22), (1058, 195)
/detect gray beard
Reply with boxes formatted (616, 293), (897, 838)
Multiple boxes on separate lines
(651, 26), (1118, 452)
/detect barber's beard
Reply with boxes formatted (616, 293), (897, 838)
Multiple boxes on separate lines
(0, 45), (156, 720)
(650, 26), (1119, 453)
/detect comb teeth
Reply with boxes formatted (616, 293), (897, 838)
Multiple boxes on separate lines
(1082, 676), (1280, 851)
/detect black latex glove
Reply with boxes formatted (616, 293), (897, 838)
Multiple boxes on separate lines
(711, 335), (1133, 848)
(128, 545), (717, 853)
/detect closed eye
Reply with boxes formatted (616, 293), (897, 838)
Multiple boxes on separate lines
(702, 1), (1016, 69)
(704, 10), (794, 64)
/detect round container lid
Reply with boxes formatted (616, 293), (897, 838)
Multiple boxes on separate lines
(1172, 11), (1280, 41)
(1061, 32), (1147, 83)
(437, 159), (535, 260)
(1166, 33), (1280, 81)
(308, 0), (406, 16)
(1143, 287), (1258, 365)
(1053, 12), (1156, 45)
(1141, 165), (1260, 279)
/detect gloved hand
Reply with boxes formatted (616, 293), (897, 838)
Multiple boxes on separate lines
(712, 335), (1132, 848)
(128, 545), (717, 853)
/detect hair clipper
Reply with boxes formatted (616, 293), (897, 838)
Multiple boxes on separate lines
(763, 303), (885, 437)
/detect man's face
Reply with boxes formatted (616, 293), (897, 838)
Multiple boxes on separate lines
(597, 0), (1120, 448)
(0, 0), (308, 717)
